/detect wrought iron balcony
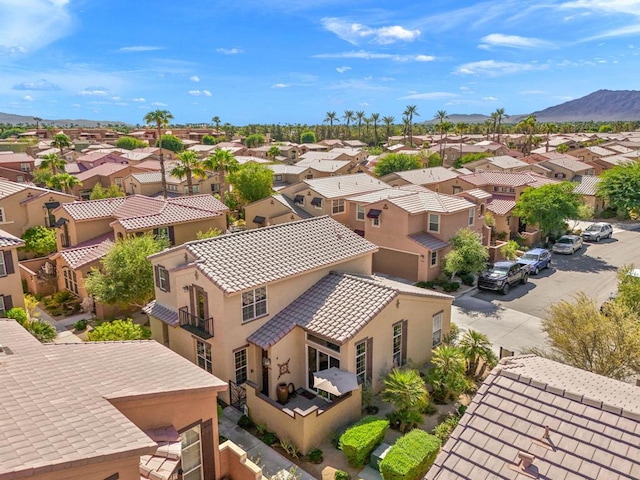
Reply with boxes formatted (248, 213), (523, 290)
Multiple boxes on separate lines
(179, 306), (214, 339)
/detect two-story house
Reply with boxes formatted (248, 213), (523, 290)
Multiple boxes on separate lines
(73, 163), (146, 199)
(0, 152), (35, 182)
(380, 167), (460, 192)
(0, 229), (25, 315)
(123, 170), (222, 197)
(144, 216), (452, 454)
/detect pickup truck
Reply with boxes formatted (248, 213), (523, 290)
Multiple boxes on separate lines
(477, 261), (529, 295)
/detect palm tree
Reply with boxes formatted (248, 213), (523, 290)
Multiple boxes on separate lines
(382, 115), (395, 143)
(403, 105), (419, 146)
(33, 117), (42, 129)
(51, 133), (71, 157)
(323, 111), (339, 139)
(364, 116), (372, 140)
(516, 115), (537, 155)
(541, 122), (557, 152)
(401, 115), (410, 144)
(434, 110), (448, 158)
(459, 330), (497, 379)
(267, 145), (281, 160)
(494, 108), (506, 143)
(381, 369), (428, 433)
(203, 148), (239, 199)
(49, 172), (81, 195)
(355, 111), (366, 140)
(342, 110), (355, 138)
(426, 344), (467, 403)
(144, 109), (174, 199)
(456, 122), (468, 160)
(212, 116), (221, 133)
(490, 111), (499, 141)
(370, 113), (380, 146)
(171, 150), (206, 196)
(40, 153), (66, 176)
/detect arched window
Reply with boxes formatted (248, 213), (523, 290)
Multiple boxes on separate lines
(63, 267), (79, 296)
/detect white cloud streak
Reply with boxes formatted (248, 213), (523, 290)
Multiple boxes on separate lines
(314, 50), (435, 62)
(399, 91), (459, 100)
(454, 60), (548, 76)
(118, 45), (164, 52)
(216, 47), (244, 55)
(321, 17), (420, 45)
(188, 90), (212, 96)
(479, 33), (554, 49)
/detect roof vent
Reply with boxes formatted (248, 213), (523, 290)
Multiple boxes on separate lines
(509, 451), (537, 478)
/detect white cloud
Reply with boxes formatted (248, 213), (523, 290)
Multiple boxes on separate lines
(132, 97), (146, 102)
(118, 45), (163, 52)
(216, 47), (244, 55)
(321, 17), (420, 45)
(479, 33), (554, 49)
(415, 55), (435, 62)
(454, 60), (548, 76)
(0, 0), (73, 54)
(314, 50), (435, 62)
(188, 90), (212, 96)
(151, 102), (167, 106)
(336, 66), (351, 73)
(78, 87), (110, 96)
(482, 96), (498, 101)
(13, 79), (60, 91)
(190, 75), (200, 82)
(399, 91), (458, 100)
(272, 83), (290, 88)
(23, 95), (34, 101)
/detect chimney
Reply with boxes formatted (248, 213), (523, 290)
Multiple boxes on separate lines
(517, 451), (535, 470)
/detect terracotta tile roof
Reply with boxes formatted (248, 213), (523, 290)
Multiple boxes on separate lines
(75, 162), (130, 181)
(247, 272), (451, 348)
(382, 167), (459, 185)
(346, 185), (428, 203)
(0, 228), (25, 248)
(425, 355), (640, 480)
(461, 171), (559, 189)
(58, 196), (127, 220)
(487, 196), (516, 215)
(480, 155), (529, 169)
(390, 191), (476, 214)
(268, 164), (307, 175)
(0, 319), (226, 479)
(179, 216), (377, 294)
(294, 158), (351, 173)
(300, 173), (389, 198)
(142, 300), (179, 327)
(461, 188), (492, 200)
(409, 232), (449, 251)
(573, 176), (601, 196)
(130, 171), (184, 184)
(0, 178), (74, 201)
(542, 156), (593, 172)
(54, 234), (114, 269)
(0, 152), (34, 164)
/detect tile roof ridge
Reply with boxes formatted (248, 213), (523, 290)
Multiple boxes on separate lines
(44, 339), (156, 346)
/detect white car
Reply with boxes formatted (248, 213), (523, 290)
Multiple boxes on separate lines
(581, 222), (613, 242)
(552, 235), (584, 254)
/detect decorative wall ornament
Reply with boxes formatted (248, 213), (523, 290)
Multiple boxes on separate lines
(277, 358), (291, 379)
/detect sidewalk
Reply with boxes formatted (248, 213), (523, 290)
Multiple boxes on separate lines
(34, 306), (89, 344)
(219, 407), (316, 480)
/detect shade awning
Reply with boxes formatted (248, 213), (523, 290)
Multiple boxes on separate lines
(311, 197), (322, 206)
(44, 201), (60, 210)
(312, 367), (359, 396)
(294, 194), (305, 204)
(367, 209), (382, 219)
(253, 216), (266, 224)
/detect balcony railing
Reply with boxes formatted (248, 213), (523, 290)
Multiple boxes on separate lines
(179, 306), (214, 339)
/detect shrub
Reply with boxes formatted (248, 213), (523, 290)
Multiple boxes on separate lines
(237, 415), (254, 429)
(255, 423), (268, 438)
(26, 320), (57, 343)
(599, 206), (617, 219)
(279, 438), (299, 458)
(415, 281), (435, 289)
(339, 416), (389, 467)
(307, 447), (323, 464)
(74, 319), (88, 331)
(421, 400), (438, 416)
(334, 471), (350, 480)
(262, 432), (278, 445)
(6, 307), (28, 326)
(442, 282), (460, 292)
(458, 273), (475, 286)
(379, 430), (441, 480)
(433, 415), (460, 443)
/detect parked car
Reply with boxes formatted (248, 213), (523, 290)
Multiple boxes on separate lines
(477, 261), (529, 295)
(581, 222), (613, 242)
(552, 235), (583, 254)
(517, 248), (552, 275)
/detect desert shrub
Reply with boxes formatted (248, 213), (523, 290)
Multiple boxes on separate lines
(433, 415), (460, 443)
(334, 471), (350, 480)
(262, 432), (278, 445)
(415, 281), (435, 289)
(379, 430), (441, 480)
(237, 415), (254, 429)
(421, 400), (438, 415)
(6, 307), (28, 326)
(458, 272), (475, 286)
(26, 320), (57, 343)
(599, 206), (617, 219)
(307, 447), (323, 463)
(279, 438), (299, 458)
(442, 281), (460, 292)
(255, 423), (268, 437)
(339, 416), (389, 467)
(74, 319), (88, 331)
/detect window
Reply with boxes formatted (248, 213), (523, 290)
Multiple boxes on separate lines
(428, 214), (440, 233)
(0, 296), (6, 316)
(20, 163), (30, 172)
(332, 199), (345, 215)
(182, 424), (203, 480)
(235, 348), (248, 385)
(293, 194), (305, 205)
(211, 183), (220, 193)
(184, 185), (200, 194)
(114, 177), (122, 187)
(356, 204), (365, 221)
(17, 175), (24, 183)
(468, 208), (475, 226)
(392, 322), (406, 367)
(156, 226), (169, 241)
(196, 339), (212, 373)
(0, 207), (5, 223)
(432, 312), (443, 347)
(167, 184), (178, 192)
(355, 341), (367, 384)
(430, 251), (438, 267)
(311, 197), (323, 209)
(157, 266), (170, 292)
(371, 217), (380, 228)
(242, 286), (267, 322)
(274, 174), (283, 181)
(63, 268), (78, 295)
(452, 186), (462, 194)
(0, 253), (5, 277)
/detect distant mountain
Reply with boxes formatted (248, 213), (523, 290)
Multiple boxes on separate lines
(0, 112), (128, 127)
(531, 90), (640, 122)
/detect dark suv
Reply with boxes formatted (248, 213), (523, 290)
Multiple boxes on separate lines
(478, 261), (529, 295)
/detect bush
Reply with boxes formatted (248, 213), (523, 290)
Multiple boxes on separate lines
(279, 438), (299, 458)
(262, 432), (278, 445)
(458, 272), (475, 286)
(421, 400), (438, 416)
(339, 416), (389, 467)
(415, 281), (435, 289)
(432, 415), (460, 443)
(307, 447), (323, 464)
(237, 415), (254, 429)
(26, 320), (57, 343)
(442, 281), (460, 292)
(334, 471), (350, 480)
(599, 206), (617, 219)
(379, 430), (441, 480)
(5, 307), (28, 326)
(74, 319), (88, 331)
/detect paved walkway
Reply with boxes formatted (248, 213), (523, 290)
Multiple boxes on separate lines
(34, 306), (90, 344)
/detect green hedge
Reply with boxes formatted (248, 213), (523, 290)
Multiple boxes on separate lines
(339, 416), (389, 467)
(379, 430), (441, 480)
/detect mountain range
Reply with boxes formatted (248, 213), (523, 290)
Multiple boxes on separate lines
(1, 90), (639, 127)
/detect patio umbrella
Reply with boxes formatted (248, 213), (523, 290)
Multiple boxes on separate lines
(312, 367), (359, 396)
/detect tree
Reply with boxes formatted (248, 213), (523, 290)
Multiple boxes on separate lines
(342, 110), (355, 137)
(158, 134), (184, 153)
(494, 108), (506, 143)
(203, 148), (239, 197)
(202, 134), (217, 145)
(434, 110), (448, 157)
(370, 113), (380, 146)
(85, 234), (168, 308)
(51, 133), (71, 157)
(454, 152), (491, 169)
(613, 264), (640, 311)
(443, 228), (489, 280)
(212, 115), (221, 133)
(513, 182), (583, 235)
(300, 130), (316, 144)
(381, 369), (428, 433)
(426, 345), (468, 403)
(87, 319), (152, 341)
(196, 227), (223, 239)
(116, 136), (147, 150)
(499, 240), (520, 261)
(597, 161), (640, 216)
(323, 111), (339, 139)
(228, 163), (273, 203)
(516, 115), (537, 155)
(540, 122), (557, 152)
(529, 293), (640, 380)
(31, 167), (53, 187)
(355, 111), (366, 140)
(144, 109), (174, 199)
(374, 153), (422, 177)
(21, 226), (57, 256)
(403, 105), (419, 146)
(267, 145), (281, 160)
(48, 172), (81, 194)
(171, 150), (206, 195)
(245, 133), (266, 148)
(40, 153), (66, 176)
(556, 143), (569, 153)
(382, 116), (395, 142)
(89, 183), (126, 200)
(459, 330), (497, 379)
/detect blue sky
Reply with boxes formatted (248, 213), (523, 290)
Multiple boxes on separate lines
(1, 0), (639, 125)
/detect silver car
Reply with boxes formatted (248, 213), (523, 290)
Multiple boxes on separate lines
(581, 222), (613, 242)
(552, 234), (583, 254)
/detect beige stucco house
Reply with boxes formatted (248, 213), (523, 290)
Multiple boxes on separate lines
(0, 229), (25, 314)
(123, 170), (222, 197)
(73, 163), (145, 199)
(0, 319), (263, 480)
(144, 216), (452, 454)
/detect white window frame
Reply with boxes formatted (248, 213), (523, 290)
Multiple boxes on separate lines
(468, 208), (475, 226)
(234, 348), (248, 385)
(63, 268), (78, 295)
(332, 199), (345, 215)
(430, 251), (438, 267)
(182, 424), (204, 480)
(355, 340), (367, 384)
(275, 174), (283, 182)
(392, 323), (403, 367)
(114, 177), (123, 187)
(428, 214), (440, 233)
(20, 163), (30, 172)
(158, 266), (169, 292)
(242, 286), (267, 323)
(167, 184), (178, 192)
(196, 339), (212, 373)
(432, 312), (443, 347)
(371, 216), (380, 228)
(356, 204), (365, 221)
(0, 296), (5, 316)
